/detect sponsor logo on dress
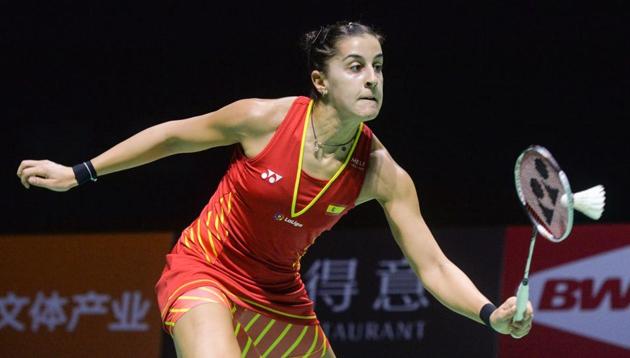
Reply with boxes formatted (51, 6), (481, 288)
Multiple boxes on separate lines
(261, 169), (283, 184)
(350, 158), (366, 171)
(326, 204), (346, 215)
(273, 212), (303, 228)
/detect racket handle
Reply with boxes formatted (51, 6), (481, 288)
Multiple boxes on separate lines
(514, 279), (529, 322)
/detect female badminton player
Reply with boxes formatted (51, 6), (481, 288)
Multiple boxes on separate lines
(17, 21), (532, 357)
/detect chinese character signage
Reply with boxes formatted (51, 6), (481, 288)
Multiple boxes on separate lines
(0, 233), (173, 358)
(300, 227), (504, 357)
(0, 290), (151, 332)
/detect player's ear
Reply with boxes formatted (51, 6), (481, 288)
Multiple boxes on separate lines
(311, 70), (328, 96)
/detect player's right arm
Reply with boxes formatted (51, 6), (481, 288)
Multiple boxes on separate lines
(17, 98), (285, 192)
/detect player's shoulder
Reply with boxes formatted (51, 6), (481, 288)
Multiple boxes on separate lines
(235, 96), (297, 117)
(367, 134), (395, 170)
(358, 134), (410, 202)
(228, 96), (299, 135)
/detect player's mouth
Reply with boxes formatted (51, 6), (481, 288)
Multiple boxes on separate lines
(359, 96), (378, 103)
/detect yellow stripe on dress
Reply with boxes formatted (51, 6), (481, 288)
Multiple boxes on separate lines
(241, 311), (260, 357)
(281, 326), (309, 358)
(190, 223), (197, 244)
(183, 231), (191, 249)
(176, 295), (225, 304)
(168, 308), (189, 313)
(262, 323), (293, 358)
(198, 287), (230, 307)
(206, 228), (218, 257)
(254, 319), (276, 345)
(318, 335), (328, 357)
(196, 219), (212, 263)
(162, 279), (234, 318)
(239, 297), (317, 320)
(305, 327), (319, 357)
(206, 210), (212, 226)
(241, 336), (253, 358)
(245, 313), (261, 332)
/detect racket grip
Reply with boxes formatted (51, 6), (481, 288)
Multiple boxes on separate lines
(514, 279), (529, 322)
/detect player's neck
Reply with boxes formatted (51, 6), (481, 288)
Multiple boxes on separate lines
(310, 102), (361, 155)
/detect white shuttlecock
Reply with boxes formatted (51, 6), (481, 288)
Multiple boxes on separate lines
(561, 185), (606, 220)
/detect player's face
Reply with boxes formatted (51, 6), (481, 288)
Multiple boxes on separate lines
(323, 34), (384, 121)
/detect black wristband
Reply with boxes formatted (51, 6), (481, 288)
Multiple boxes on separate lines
(480, 303), (497, 332)
(72, 161), (98, 185)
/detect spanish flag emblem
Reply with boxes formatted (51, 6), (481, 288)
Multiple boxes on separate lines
(326, 204), (346, 215)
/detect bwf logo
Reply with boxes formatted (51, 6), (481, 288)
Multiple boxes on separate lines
(528, 245), (630, 350)
(261, 169), (283, 184)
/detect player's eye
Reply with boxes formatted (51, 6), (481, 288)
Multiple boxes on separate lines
(349, 63), (362, 72)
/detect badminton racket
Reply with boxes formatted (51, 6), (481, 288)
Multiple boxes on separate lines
(513, 145), (605, 323)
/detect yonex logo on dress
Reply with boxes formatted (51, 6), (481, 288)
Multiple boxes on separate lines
(261, 169), (283, 184)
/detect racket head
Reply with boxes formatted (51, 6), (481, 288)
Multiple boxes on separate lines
(514, 145), (574, 242)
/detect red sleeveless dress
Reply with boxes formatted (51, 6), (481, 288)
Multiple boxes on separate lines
(156, 96), (373, 325)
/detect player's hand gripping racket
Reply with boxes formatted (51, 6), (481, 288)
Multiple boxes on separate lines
(513, 145), (606, 322)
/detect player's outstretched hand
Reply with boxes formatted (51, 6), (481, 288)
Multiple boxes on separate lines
(490, 296), (533, 339)
(17, 160), (77, 192)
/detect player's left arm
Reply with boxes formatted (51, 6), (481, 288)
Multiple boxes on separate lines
(363, 136), (532, 337)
